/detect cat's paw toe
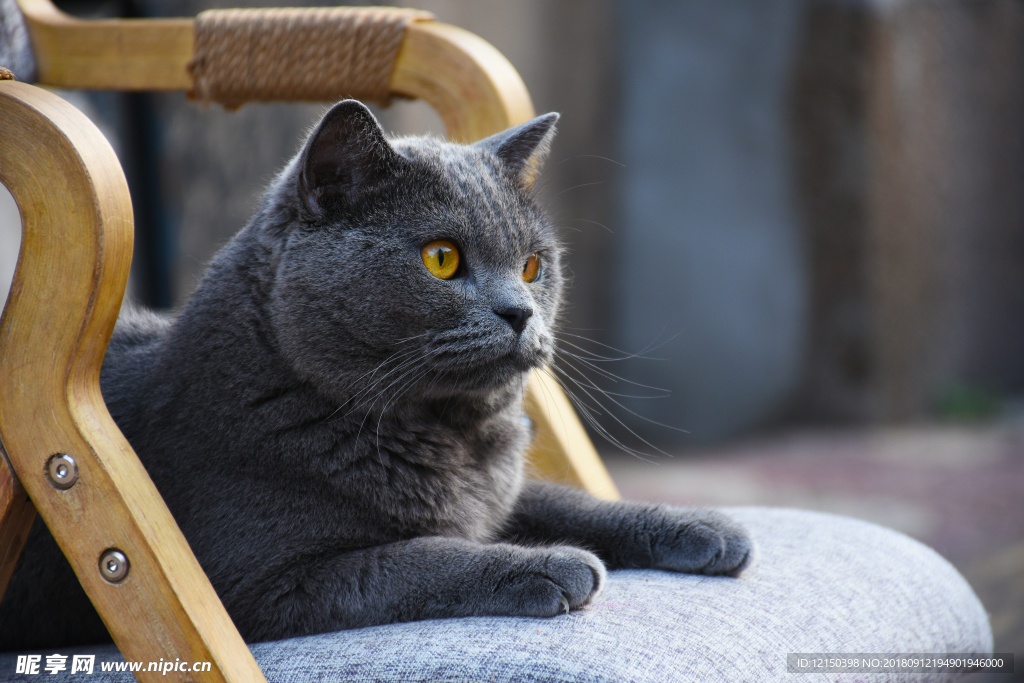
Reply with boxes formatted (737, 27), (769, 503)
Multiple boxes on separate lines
(497, 546), (605, 618)
(702, 519), (754, 576)
(654, 510), (754, 577)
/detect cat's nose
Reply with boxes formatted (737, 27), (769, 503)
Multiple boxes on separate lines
(494, 305), (533, 335)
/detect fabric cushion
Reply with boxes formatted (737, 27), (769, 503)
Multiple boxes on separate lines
(0, 507), (992, 682)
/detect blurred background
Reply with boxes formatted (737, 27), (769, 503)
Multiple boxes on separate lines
(1, 0), (1022, 669)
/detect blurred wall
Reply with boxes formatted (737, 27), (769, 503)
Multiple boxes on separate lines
(790, 0), (1024, 423)
(614, 0), (809, 445)
(867, 0), (1024, 420)
(610, 0), (1023, 446)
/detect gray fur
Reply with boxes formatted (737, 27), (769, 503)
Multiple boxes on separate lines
(0, 101), (751, 648)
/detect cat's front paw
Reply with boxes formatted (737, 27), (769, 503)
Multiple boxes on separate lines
(650, 509), (753, 576)
(492, 545), (605, 618)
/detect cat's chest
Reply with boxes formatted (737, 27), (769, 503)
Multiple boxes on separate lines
(252, 403), (530, 545)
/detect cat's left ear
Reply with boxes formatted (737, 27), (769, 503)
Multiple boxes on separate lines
(475, 113), (559, 189)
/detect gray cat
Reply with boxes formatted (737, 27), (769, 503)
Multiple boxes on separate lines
(0, 101), (751, 647)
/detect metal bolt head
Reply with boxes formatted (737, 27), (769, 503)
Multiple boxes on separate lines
(47, 454), (78, 489)
(99, 549), (129, 583)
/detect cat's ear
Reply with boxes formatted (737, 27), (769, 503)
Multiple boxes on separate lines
(476, 113), (559, 189)
(298, 100), (401, 215)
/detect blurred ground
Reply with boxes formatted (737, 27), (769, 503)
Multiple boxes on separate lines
(603, 420), (1024, 671)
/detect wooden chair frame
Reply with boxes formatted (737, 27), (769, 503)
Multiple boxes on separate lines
(0, 2), (618, 680)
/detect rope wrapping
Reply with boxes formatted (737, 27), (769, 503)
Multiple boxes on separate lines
(188, 6), (434, 109)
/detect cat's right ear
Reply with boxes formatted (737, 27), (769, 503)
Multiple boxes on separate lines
(298, 100), (401, 216)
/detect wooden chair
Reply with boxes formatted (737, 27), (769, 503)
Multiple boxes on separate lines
(0, 2), (617, 680)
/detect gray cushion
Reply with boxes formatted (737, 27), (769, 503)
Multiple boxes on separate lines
(0, 507), (992, 682)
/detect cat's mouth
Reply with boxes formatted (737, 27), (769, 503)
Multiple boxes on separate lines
(421, 338), (549, 393)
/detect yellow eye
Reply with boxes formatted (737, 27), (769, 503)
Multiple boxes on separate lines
(422, 240), (460, 279)
(523, 253), (541, 283)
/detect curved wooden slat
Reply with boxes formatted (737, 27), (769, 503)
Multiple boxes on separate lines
(390, 20), (535, 142)
(17, 0), (194, 90)
(0, 81), (266, 683)
(525, 371), (620, 501)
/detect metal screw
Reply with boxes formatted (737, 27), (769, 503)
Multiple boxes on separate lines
(47, 454), (78, 490)
(99, 549), (129, 583)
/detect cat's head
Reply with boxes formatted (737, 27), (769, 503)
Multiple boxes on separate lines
(259, 100), (563, 403)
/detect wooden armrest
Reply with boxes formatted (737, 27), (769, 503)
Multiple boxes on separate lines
(0, 80), (264, 683)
